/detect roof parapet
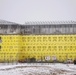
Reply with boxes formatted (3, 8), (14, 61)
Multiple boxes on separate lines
(25, 21), (76, 25)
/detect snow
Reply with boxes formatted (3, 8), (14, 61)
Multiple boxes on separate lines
(0, 63), (76, 75)
(0, 19), (17, 25)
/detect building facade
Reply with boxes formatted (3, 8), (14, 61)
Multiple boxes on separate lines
(0, 20), (76, 62)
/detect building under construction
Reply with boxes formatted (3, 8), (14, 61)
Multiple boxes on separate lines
(0, 20), (76, 62)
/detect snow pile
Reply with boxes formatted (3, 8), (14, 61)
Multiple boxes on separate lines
(0, 63), (76, 75)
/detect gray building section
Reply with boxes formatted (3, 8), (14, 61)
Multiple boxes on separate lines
(0, 20), (76, 34)
(0, 20), (20, 34)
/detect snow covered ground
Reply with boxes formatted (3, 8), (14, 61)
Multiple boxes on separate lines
(0, 63), (76, 75)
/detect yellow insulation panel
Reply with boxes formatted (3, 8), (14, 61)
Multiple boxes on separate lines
(20, 35), (76, 61)
(0, 35), (20, 62)
(0, 34), (76, 62)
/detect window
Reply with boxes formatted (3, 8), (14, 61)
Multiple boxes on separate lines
(10, 37), (12, 39)
(0, 46), (1, 49)
(10, 46), (13, 48)
(53, 37), (57, 41)
(0, 37), (2, 43)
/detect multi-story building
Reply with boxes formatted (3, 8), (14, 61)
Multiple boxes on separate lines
(0, 20), (76, 62)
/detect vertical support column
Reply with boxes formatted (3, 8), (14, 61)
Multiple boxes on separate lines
(7, 25), (11, 34)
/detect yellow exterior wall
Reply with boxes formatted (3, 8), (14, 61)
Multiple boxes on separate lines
(0, 34), (76, 62)
(0, 35), (20, 62)
(20, 35), (76, 62)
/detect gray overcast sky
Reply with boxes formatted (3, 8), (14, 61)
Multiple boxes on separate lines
(0, 0), (76, 24)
